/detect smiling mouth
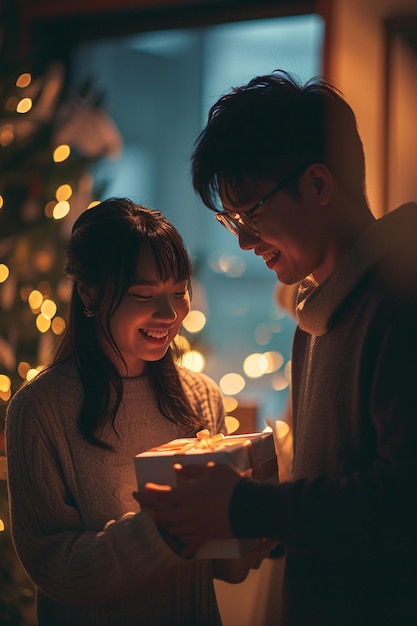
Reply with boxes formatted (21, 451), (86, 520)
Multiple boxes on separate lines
(140, 329), (170, 340)
(261, 250), (280, 263)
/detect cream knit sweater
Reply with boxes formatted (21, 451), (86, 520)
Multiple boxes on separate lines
(6, 361), (254, 625)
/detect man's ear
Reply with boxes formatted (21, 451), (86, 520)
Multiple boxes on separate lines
(304, 163), (334, 206)
(77, 282), (96, 308)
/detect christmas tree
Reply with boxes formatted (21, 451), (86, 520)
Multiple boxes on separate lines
(0, 8), (122, 620)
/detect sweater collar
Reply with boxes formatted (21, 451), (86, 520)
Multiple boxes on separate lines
(295, 203), (417, 336)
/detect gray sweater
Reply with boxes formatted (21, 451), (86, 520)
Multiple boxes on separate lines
(6, 362), (254, 625)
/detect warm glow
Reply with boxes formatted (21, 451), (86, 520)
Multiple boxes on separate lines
(20, 285), (32, 302)
(16, 97), (32, 113)
(53, 144), (71, 162)
(51, 316), (66, 335)
(17, 362), (31, 379)
(0, 195), (3, 209)
(38, 280), (51, 296)
(271, 372), (289, 391)
(53, 200), (70, 220)
(181, 350), (205, 372)
(36, 314), (51, 333)
(172, 334), (190, 355)
(0, 374), (11, 393)
(41, 298), (57, 319)
(243, 353), (268, 378)
(44, 201), (56, 218)
(223, 396), (238, 412)
(183, 310), (206, 333)
(55, 184), (72, 202)
(213, 254), (246, 277)
(0, 264), (9, 283)
(5, 97), (19, 112)
(225, 415), (240, 434)
(284, 360), (292, 382)
(87, 200), (101, 209)
(0, 124), (14, 147)
(0, 518), (5, 532)
(219, 372), (245, 395)
(275, 420), (290, 439)
(28, 289), (43, 311)
(56, 278), (72, 302)
(0, 389), (11, 402)
(16, 73), (31, 88)
(263, 351), (284, 373)
(35, 251), (53, 272)
(26, 368), (41, 381)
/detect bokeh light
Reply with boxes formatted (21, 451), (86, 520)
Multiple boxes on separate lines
(225, 415), (240, 434)
(28, 289), (43, 311)
(181, 350), (205, 372)
(53, 144), (71, 162)
(16, 73), (31, 88)
(16, 97), (32, 113)
(0, 264), (10, 283)
(183, 310), (206, 333)
(243, 353), (268, 378)
(219, 372), (245, 395)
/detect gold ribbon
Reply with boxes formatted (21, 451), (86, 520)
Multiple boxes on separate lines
(151, 430), (278, 481)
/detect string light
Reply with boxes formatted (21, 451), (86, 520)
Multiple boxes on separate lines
(0, 374), (11, 402)
(0, 264), (10, 283)
(0, 124), (14, 147)
(40, 299), (57, 320)
(28, 289), (43, 311)
(181, 350), (205, 372)
(219, 373), (245, 395)
(53, 144), (71, 162)
(51, 317), (66, 335)
(183, 310), (206, 333)
(16, 98), (32, 114)
(55, 184), (72, 202)
(243, 353), (268, 378)
(52, 201), (70, 220)
(16, 73), (31, 88)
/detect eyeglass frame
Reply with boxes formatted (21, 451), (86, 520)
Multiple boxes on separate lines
(213, 163), (310, 237)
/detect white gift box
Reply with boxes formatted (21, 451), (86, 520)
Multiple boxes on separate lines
(134, 431), (278, 558)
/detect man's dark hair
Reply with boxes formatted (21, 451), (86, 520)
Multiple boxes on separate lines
(192, 70), (366, 209)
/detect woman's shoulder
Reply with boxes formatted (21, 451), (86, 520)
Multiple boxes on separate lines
(177, 367), (224, 409)
(177, 366), (221, 395)
(9, 361), (81, 408)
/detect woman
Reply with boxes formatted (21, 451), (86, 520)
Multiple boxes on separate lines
(6, 198), (258, 625)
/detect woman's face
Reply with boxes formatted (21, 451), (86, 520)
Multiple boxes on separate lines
(102, 248), (190, 377)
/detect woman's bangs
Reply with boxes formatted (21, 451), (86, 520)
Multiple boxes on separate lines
(149, 234), (191, 284)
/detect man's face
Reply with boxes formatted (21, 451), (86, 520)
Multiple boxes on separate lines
(219, 166), (335, 285)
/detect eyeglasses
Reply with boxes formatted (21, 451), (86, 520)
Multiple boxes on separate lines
(214, 163), (309, 237)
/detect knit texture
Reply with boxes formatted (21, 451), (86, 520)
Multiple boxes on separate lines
(6, 362), (250, 625)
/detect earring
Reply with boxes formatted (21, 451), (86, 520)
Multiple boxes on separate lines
(83, 307), (95, 318)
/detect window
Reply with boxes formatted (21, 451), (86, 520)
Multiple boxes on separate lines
(71, 13), (324, 426)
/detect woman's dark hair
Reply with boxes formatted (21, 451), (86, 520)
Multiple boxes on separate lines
(53, 197), (199, 449)
(192, 69), (366, 209)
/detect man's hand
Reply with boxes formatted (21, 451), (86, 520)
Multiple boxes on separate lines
(134, 462), (243, 557)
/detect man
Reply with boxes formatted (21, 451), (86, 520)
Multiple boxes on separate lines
(137, 71), (417, 625)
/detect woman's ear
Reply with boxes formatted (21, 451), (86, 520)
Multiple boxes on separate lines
(77, 282), (97, 308)
(304, 163), (334, 206)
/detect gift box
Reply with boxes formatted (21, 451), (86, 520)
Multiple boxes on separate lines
(134, 430), (278, 558)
